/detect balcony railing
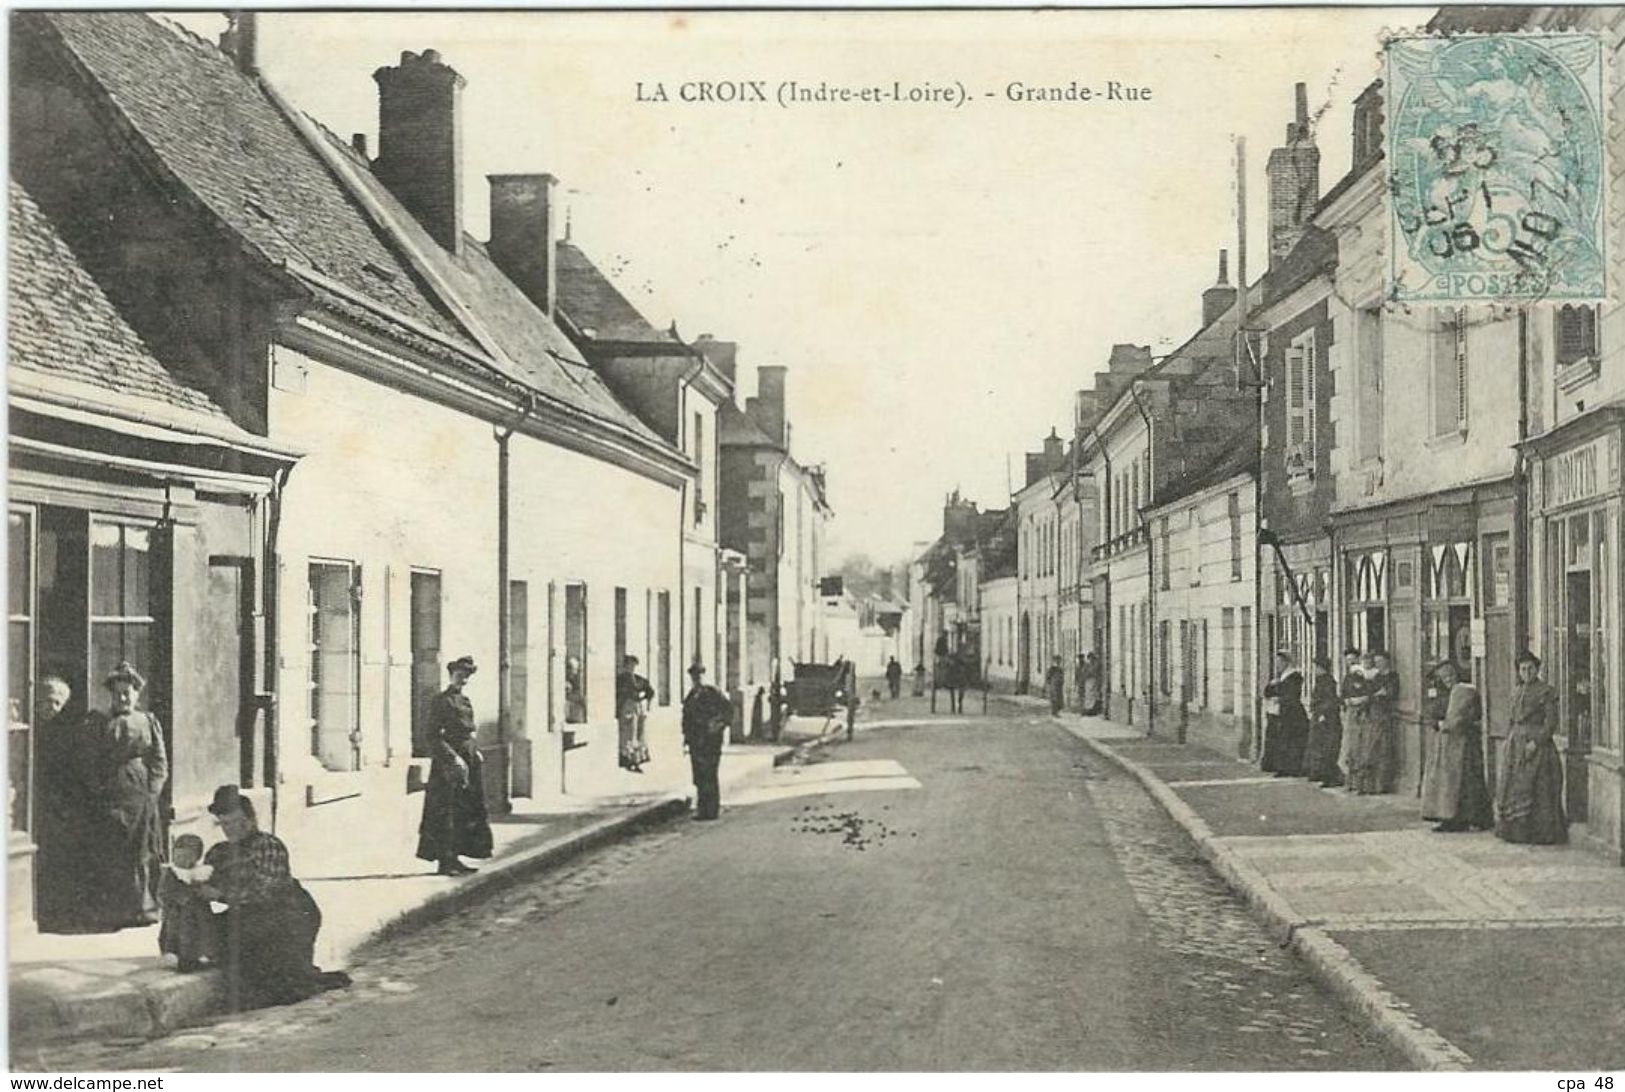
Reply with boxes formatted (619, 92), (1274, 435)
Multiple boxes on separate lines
(1089, 524), (1149, 563)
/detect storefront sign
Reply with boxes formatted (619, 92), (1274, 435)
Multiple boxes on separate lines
(1544, 437), (1605, 510)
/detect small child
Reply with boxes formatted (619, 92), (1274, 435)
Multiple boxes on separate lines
(157, 833), (216, 972)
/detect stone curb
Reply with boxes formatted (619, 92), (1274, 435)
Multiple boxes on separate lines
(16, 750), (795, 1053)
(1061, 724), (1473, 1072)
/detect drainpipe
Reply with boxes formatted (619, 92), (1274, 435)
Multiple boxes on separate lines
(497, 389), (538, 815)
(262, 461), (294, 824)
(1514, 309), (1531, 657)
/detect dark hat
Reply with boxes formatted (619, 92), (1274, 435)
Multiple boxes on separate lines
(687, 663), (706, 677)
(447, 655), (478, 676)
(206, 784), (245, 816)
(1313, 656), (1333, 671)
(103, 661), (146, 690)
(1516, 650), (1542, 668)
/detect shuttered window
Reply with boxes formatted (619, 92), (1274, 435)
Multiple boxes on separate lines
(1433, 308), (1468, 436)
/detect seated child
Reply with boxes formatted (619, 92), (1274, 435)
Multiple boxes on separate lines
(158, 833), (217, 972)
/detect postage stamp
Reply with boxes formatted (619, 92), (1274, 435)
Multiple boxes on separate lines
(1385, 31), (1609, 304)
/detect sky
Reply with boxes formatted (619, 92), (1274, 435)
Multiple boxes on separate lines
(176, 7), (1417, 565)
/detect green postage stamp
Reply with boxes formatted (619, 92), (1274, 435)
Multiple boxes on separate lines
(1386, 31), (1609, 304)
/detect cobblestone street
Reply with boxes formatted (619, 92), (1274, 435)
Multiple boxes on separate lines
(31, 708), (1402, 1072)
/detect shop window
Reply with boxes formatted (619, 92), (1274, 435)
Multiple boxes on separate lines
(309, 560), (361, 772)
(409, 570), (442, 758)
(564, 583), (589, 724)
(90, 521), (155, 699)
(1554, 305), (1599, 367)
(9, 509), (34, 835)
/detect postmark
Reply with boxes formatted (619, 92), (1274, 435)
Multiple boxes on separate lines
(1385, 31), (1608, 304)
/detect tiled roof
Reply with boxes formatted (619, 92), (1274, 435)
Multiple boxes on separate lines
(310, 128), (663, 441)
(35, 12), (667, 449)
(8, 179), (233, 425)
(556, 242), (676, 344)
(38, 13), (474, 352)
(1152, 426), (1258, 509)
(718, 399), (778, 449)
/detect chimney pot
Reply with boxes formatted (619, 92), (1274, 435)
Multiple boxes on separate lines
(218, 11), (258, 76)
(487, 173), (560, 318)
(351, 133), (369, 158)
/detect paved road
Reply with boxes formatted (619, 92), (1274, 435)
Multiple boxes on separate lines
(41, 705), (1403, 1071)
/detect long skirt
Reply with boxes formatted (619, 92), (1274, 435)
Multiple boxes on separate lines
(415, 753), (494, 863)
(1081, 677), (1101, 714)
(1347, 712), (1396, 794)
(1495, 737), (1568, 845)
(1420, 726), (1492, 827)
(1303, 711), (1344, 786)
(85, 793), (162, 930)
(1261, 709), (1308, 776)
(617, 702), (650, 769)
(215, 882), (322, 1009)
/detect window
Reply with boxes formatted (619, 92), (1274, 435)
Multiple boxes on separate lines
(1285, 329), (1316, 484)
(90, 521), (156, 701)
(9, 509), (34, 834)
(409, 569), (442, 758)
(1357, 309), (1385, 462)
(1220, 607), (1236, 714)
(1433, 308), (1468, 437)
(1228, 492), (1242, 581)
(1158, 619), (1171, 696)
(1555, 305), (1600, 367)
(614, 586), (629, 674)
(657, 591), (672, 706)
(564, 583), (588, 724)
(1130, 460), (1141, 526)
(1189, 509), (1202, 586)
(309, 560), (361, 772)
(510, 581), (529, 740)
(692, 586), (704, 668)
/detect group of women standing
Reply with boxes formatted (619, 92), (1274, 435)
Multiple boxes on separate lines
(1259, 648), (1568, 845)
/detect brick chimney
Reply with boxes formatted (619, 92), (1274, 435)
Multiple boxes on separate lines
(218, 11), (257, 76)
(373, 50), (466, 255)
(747, 365), (788, 447)
(1266, 82), (1320, 266)
(1202, 249), (1237, 327)
(487, 174), (559, 317)
(1351, 80), (1384, 168)
(1107, 343), (1154, 373)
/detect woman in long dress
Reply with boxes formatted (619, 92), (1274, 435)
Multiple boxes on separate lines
(1261, 652), (1308, 776)
(1349, 652), (1399, 794)
(1302, 657), (1344, 787)
(1495, 651), (1568, 845)
(415, 656), (494, 876)
(615, 655), (655, 772)
(1420, 660), (1492, 831)
(199, 785), (349, 1009)
(82, 661), (167, 930)
(1336, 650), (1366, 789)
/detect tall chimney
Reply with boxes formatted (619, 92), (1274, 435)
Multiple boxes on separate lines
(487, 174), (559, 317)
(1266, 81), (1320, 266)
(749, 366), (788, 447)
(693, 334), (739, 388)
(373, 50), (466, 255)
(218, 11), (258, 76)
(1202, 249), (1237, 327)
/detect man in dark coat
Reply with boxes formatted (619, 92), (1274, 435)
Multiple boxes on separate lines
(885, 657), (903, 700)
(415, 656), (493, 876)
(682, 664), (733, 821)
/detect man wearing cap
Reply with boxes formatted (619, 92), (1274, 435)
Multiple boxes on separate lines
(682, 664), (733, 820)
(415, 656), (493, 875)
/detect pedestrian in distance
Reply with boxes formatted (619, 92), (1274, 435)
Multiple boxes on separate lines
(1419, 659), (1492, 832)
(911, 662), (927, 698)
(682, 664), (733, 821)
(1261, 651), (1308, 777)
(1044, 655), (1067, 716)
(1080, 651), (1102, 716)
(1495, 651), (1568, 845)
(1336, 649), (1365, 786)
(885, 656), (903, 700)
(615, 655), (655, 773)
(1349, 651), (1399, 795)
(415, 655), (493, 876)
(1302, 656), (1344, 787)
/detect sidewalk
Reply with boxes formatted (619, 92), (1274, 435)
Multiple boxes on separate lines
(7, 743), (790, 1057)
(999, 694), (1625, 1071)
